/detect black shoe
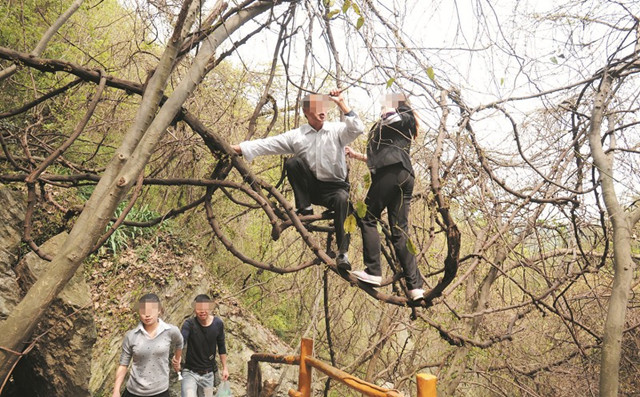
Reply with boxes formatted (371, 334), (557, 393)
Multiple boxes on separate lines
(336, 254), (351, 271)
(296, 208), (313, 216)
(321, 209), (335, 217)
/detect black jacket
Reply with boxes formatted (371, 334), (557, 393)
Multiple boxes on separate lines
(366, 105), (416, 175)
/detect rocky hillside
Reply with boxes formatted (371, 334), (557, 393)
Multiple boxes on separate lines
(87, 234), (300, 397)
(0, 187), (299, 397)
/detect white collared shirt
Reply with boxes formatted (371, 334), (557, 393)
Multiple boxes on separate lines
(239, 112), (364, 182)
(134, 318), (173, 338)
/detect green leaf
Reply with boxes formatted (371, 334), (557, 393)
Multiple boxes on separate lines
(363, 173), (371, 189)
(406, 238), (418, 255)
(500, 77), (504, 86)
(352, 2), (361, 15)
(427, 67), (435, 81)
(342, 0), (351, 13)
(386, 78), (395, 88)
(376, 222), (383, 235)
(356, 16), (365, 29)
(355, 201), (367, 218)
(327, 9), (340, 19)
(344, 214), (357, 234)
(550, 56), (558, 64)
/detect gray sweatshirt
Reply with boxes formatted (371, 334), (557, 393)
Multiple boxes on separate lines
(119, 319), (183, 396)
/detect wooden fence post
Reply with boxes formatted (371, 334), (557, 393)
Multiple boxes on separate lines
(416, 373), (437, 397)
(247, 357), (262, 397)
(298, 338), (313, 397)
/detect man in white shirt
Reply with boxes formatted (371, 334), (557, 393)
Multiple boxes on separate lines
(231, 89), (364, 270)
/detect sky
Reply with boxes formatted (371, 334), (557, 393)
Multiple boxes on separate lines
(114, 0), (639, 208)
(219, 0), (638, 120)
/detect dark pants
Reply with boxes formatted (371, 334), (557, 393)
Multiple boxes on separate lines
(122, 389), (170, 397)
(284, 156), (351, 254)
(360, 164), (423, 290)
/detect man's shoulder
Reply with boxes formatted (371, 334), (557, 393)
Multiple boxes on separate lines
(285, 125), (307, 135)
(180, 316), (195, 330)
(210, 316), (224, 331)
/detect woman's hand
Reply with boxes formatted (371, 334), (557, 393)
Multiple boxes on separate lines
(171, 355), (181, 372)
(345, 146), (366, 162)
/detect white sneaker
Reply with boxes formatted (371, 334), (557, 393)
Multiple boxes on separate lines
(409, 288), (425, 301)
(352, 270), (382, 286)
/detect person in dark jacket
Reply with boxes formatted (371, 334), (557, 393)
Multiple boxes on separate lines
(174, 294), (228, 397)
(345, 93), (425, 301)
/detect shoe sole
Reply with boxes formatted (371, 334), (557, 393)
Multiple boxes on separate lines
(353, 275), (381, 286)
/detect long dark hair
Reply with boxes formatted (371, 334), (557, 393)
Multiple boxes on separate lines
(396, 98), (419, 138)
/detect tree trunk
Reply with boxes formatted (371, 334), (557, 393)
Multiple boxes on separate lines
(439, 246), (502, 396)
(365, 306), (398, 382)
(588, 72), (637, 397)
(0, 0), (278, 383)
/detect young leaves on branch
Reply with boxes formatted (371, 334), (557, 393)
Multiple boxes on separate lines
(344, 213), (357, 234)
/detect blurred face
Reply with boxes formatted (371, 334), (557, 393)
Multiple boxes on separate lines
(138, 302), (160, 326)
(380, 93), (406, 111)
(303, 95), (332, 130)
(193, 301), (213, 321)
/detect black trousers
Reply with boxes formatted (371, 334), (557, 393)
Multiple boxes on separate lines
(359, 163), (423, 290)
(284, 156), (350, 254)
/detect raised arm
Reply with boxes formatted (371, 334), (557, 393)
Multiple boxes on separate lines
(328, 89), (351, 114)
(327, 89), (365, 145)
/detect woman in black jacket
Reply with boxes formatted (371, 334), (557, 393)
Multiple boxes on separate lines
(346, 93), (424, 301)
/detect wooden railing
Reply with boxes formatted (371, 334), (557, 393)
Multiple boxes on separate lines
(247, 338), (437, 397)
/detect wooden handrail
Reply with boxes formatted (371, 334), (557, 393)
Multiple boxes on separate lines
(304, 355), (402, 397)
(248, 338), (437, 397)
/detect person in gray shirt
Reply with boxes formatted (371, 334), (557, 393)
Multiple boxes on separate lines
(232, 89), (364, 270)
(112, 293), (183, 397)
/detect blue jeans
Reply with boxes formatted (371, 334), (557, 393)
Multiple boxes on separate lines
(181, 369), (219, 397)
